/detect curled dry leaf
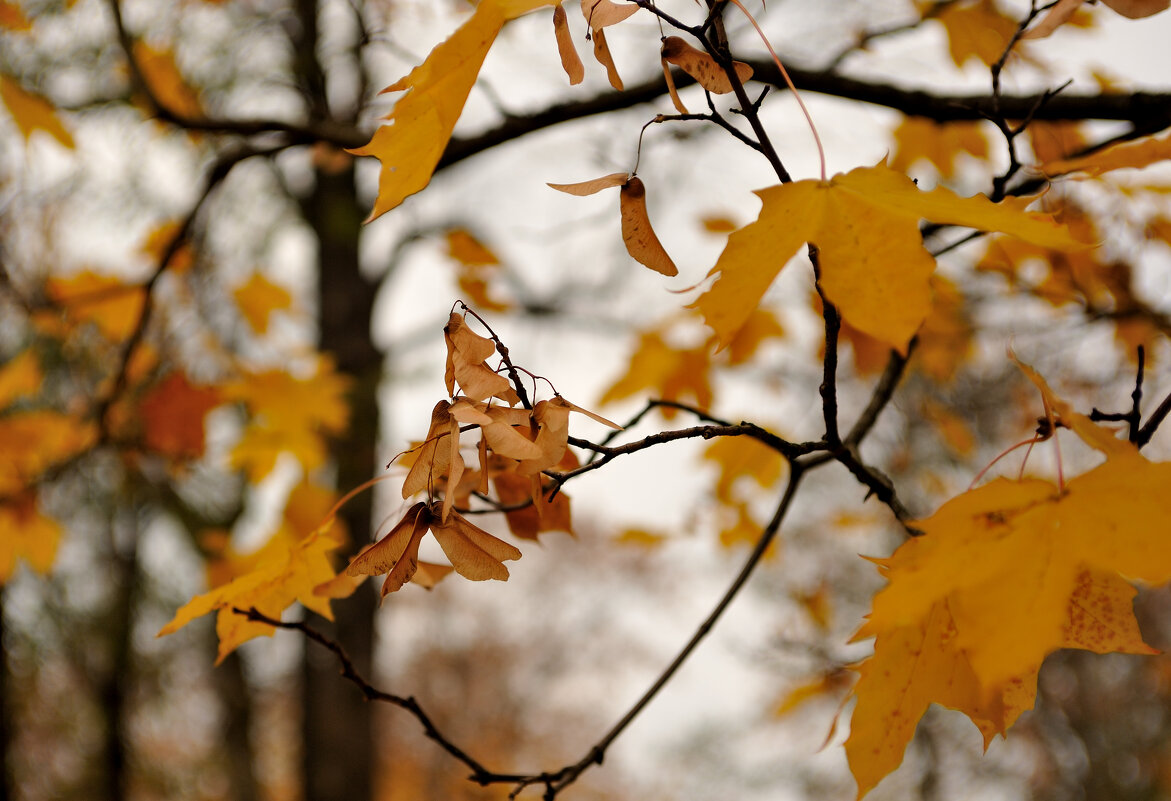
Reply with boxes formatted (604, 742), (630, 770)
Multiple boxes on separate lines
(592, 27), (624, 90)
(345, 502), (519, 598)
(581, 0), (638, 28)
(1025, 0), (1168, 38)
(443, 312), (517, 403)
(662, 57), (689, 114)
(547, 172), (629, 195)
(552, 4), (584, 85)
(661, 36), (753, 95)
(517, 396), (620, 477)
(401, 400), (464, 522)
(620, 177), (678, 276)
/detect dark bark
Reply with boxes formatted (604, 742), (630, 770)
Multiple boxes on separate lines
(96, 515), (137, 801)
(287, 1), (380, 798)
(217, 652), (260, 801)
(299, 157), (380, 801)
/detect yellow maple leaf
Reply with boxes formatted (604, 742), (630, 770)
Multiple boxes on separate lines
(349, 0), (560, 221)
(226, 358), (351, 480)
(44, 271), (146, 342)
(600, 329), (713, 418)
(888, 117), (988, 178)
(0, 75), (74, 148)
(933, 0), (1021, 67)
(0, 349), (43, 409)
(0, 493), (62, 583)
(1042, 131), (1171, 177)
(159, 525), (341, 663)
(704, 436), (785, 504)
(233, 273), (293, 335)
(133, 42), (203, 120)
(847, 567), (1156, 797)
(694, 163), (1079, 353)
(0, 410), (97, 495)
(844, 360), (1167, 796)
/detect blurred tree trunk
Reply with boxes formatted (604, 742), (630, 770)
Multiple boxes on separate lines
(292, 3), (379, 800)
(96, 512), (137, 801)
(217, 652), (260, 801)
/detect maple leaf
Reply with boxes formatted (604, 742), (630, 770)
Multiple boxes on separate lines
(933, 0), (1021, 67)
(0, 1), (32, 31)
(704, 436), (785, 504)
(0, 349), (43, 409)
(159, 526), (342, 663)
(138, 372), (222, 460)
(0, 493), (62, 583)
(44, 271), (146, 342)
(444, 230), (512, 312)
(133, 42), (203, 119)
(159, 483), (346, 662)
(600, 329), (713, 418)
(847, 362), (1170, 796)
(0, 411), (97, 495)
(234, 273), (293, 335)
(0, 75), (74, 148)
(694, 163), (1080, 353)
(345, 501), (521, 598)
(1041, 131), (1171, 177)
(226, 358), (351, 481)
(349, 0), (560, 221)
(139, 221), (194, 274)
(888, 118), (988, 178)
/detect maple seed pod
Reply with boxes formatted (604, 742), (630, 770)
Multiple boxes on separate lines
(660, 36), (753, 95)
(620, 178), (678, 277)
(552, 4), (584, 85)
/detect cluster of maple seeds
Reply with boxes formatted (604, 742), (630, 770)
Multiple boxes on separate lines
(344, 310), (619, 599)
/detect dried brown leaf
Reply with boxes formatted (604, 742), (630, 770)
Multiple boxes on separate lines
(547, 172), (629, 196)
(661, 36), (752, 95)
(662, 57), (689, 113)
(429, 510), (522, 581)
(552, 4), (585, 84)
(621, 177), (678, 276)
(581, 0), (638, 28)
(592, 27), (624, 90)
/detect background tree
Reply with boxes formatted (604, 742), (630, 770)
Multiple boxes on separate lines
(2, 1), (1171, 800)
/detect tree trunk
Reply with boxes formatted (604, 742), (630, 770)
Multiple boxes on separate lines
(299, 159), (380, 801)
(291, 2), (379, 798)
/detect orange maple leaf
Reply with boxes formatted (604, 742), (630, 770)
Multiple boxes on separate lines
(138, 372), (222, 460)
